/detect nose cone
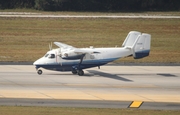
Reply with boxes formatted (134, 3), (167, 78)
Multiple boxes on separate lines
(33, 58), (44, 65)
(33, 60), (38, 65)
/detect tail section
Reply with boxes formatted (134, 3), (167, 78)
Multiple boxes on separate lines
(122, 31), (151, 59)
(132, 33), (151, 59)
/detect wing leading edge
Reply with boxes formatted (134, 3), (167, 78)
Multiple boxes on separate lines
(54, 42), (100, 54)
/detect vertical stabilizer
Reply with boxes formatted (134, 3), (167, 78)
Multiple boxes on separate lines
(122, 31), (141, 48)
(132, 33), (151, 59)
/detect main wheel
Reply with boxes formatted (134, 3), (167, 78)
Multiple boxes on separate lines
(72, 70), (77, 74)
(37, 69), (42, 75)
(78, 70), (84, 76)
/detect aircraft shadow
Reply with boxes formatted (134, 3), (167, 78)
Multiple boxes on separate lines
(157, 73), (177, 77)
(87, 70), (133, 82)
(46, 73), (75, 76)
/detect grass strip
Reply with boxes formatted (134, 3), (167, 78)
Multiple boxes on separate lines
(0, 106), (179, 115)
(0, 17), (180, 63)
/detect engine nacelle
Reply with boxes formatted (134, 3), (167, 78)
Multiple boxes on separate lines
(61, 51), (83, 60)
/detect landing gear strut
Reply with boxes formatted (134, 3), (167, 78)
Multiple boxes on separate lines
(71, 69), (84, 76)
(71, 54), (85, 76)
(77, 54), (85, 76)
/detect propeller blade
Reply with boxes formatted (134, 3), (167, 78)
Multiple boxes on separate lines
(60, 57), (62, 66)
(59, 47), (62, 66)
(49, 42), (52, 51)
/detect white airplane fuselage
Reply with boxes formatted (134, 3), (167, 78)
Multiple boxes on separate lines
(33, 47), (131, 71)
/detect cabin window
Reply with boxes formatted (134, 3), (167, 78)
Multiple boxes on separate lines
(49, 54), (55, 58)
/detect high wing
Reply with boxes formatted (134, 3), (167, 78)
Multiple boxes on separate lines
(54, 42), (76, 49)
(54, 42), (100, 54)
(74, 49), (100, 54)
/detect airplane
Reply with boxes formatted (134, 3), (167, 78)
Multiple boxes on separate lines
(33, 31), (151, 76)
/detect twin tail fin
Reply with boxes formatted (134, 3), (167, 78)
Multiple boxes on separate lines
(122, 31), (151, 59)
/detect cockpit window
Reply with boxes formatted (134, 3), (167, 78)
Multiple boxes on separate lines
(49, 54), (55, 58)
(44, 54), (49, 57)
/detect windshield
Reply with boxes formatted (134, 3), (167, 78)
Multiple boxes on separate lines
(49, 54), (55, 58)
(44, 53), (55, 59)
(44, 54), (49, 57)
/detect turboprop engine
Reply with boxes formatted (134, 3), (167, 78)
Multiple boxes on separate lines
(60, 50), (84, 60)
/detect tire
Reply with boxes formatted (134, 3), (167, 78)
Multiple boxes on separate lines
(37, 69), (42, 75)
(78, 70), (84, 76)
(72, 70), (77, 74)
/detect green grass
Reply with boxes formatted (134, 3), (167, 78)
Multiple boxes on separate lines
(0, 17), (180, 63)
(0, 106), (179, 115)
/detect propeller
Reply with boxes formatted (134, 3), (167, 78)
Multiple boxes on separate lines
(58, 47), (63, 66)
(49, 42), (52, 51)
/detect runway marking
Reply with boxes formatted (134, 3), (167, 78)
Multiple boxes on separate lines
(129, 101), (143, 108)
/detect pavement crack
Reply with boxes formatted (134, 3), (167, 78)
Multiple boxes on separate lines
(79, 90), (105, 100)
(35, 91), (54, 99)
(135, 94), (155, 102)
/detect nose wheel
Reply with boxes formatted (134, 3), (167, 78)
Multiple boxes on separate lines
(37, 69), (43, 75)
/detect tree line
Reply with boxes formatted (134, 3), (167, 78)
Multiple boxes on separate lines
(1, 0), (180, 12)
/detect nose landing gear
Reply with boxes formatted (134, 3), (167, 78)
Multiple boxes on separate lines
(35, 67), (42, 75)
(37, 69), (43, 75)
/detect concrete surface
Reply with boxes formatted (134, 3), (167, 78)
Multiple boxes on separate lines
(0, 65), (180, 110)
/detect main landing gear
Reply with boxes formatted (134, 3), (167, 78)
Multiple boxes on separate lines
(78, 70), (84, 76)
(71, 54), (85, 76)
(72, 69), (84, 76)
(72, 70), (77, 74)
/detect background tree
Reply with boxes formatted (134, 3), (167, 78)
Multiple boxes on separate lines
(0, 0), (180, 11)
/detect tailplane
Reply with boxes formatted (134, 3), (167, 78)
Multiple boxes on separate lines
(122, 31), (151, 59)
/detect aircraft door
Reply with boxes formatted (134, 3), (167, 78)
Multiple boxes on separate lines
(98, 53), (104, 64)
(55, 51), (61, 64)
(93, 52), (104, 64)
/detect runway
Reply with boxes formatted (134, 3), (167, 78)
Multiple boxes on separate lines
(0, 65), (180, 110)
